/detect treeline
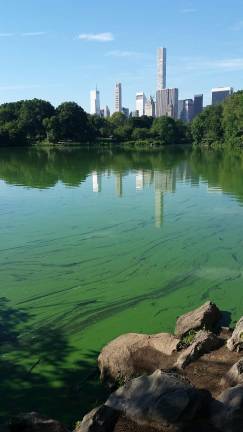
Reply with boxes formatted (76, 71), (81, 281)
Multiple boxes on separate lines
(191, 91), (243, 147)
(0, 99), (190, 146)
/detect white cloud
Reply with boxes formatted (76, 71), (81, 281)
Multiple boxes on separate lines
(78, 32), (114, 42)
(176, 56), (243, 73)
(106, 50), (143, 58)
(21, 32), (47, 37)
(230, 20), (243, 31)
(0, 33), (15, 37)
(0, 84), (41, 91)
(181, 8), (197, 13)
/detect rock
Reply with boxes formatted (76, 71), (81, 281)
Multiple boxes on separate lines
(211, 385), (243, 431)
(105, 370), (210, 431)
(175, 301), (221, 337)
(175, 331), (222, 369)
(9, 412), (69, 432)
(98, 333), (180, 385)
(221, 358), (243, 387)
(227, 317), (243, 352)
(75, 406), (119, 432)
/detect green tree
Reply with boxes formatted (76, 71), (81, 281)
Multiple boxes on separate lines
(151, 116), (178, 145)
(222, 91), (243, 147)
(191, 105), (223, 146)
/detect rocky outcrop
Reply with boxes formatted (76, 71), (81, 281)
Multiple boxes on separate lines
(98, 332), (180, 385)
(75, 406), (118, 432)
(211, 385), (243, 432)
(221, 358), (243, 387)
(227, 317), (243, 352)
(105, 370), (210, 431)
(9, 412), (69, 432)
(175, 301), (221, 337)
(175, 330), (222, 369)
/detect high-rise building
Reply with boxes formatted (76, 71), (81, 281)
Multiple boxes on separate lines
(104, 105), (110, 118)
(193, 94), (203, 117)
(136, 92), (146, 117)
(156, 88), (178, 119)
(212, 87), (233, 105)
(115, 82), (122, 112)
(180, 99), (194, 122)
(157, 47), (167, 90)
(145, 96), (155, 117)
(90, 89), (100, 116)
(122, 107), (129, 118)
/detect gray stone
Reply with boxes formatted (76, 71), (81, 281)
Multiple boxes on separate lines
(9, 412), (69, 432)
(227, 317), (243, 352)
(75, 406), (118, 432)
(175, 301), (221, 337)
(211, 385), (243, 432)
(175, 331), (222, 369)
(105, 370), (209, 431)
(221, 358), (243, 387)
(98, 333), (180, 385)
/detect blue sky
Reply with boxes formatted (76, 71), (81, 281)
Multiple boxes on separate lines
(1, 0), (243, 112)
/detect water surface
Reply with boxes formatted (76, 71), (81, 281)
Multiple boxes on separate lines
(1, 146), (243, 425)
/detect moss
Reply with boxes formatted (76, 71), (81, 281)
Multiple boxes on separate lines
(179, 330), (197, 349)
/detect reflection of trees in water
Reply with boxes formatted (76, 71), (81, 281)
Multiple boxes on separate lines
(0, 297), (108, 428)
(0, 147), (188, 189)
(190, 148), (243, 204)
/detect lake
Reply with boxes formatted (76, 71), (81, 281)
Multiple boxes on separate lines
(1, 146), (243, 426)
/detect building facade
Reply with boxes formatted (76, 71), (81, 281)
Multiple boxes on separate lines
(104, 105), (110, 118)
(156, 88), (178, 119)
(122, 107), (129, 118)
(145, 96), (155, 117)
(90, 89), (100, 116)
(212, 87), (233, 105)
(136, 92), (146, 117)
(193, 94), (203, 117)
(157, 47), (167, 90)
(115, 82), (122, 112)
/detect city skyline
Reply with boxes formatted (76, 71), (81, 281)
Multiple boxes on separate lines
(1, 0), (243, 111)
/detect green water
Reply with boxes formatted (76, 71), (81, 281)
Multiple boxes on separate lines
(1, 146), (243, 425)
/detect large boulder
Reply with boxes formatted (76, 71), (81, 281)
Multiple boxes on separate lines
(75, 406), (119, 432)
(9, 412), (69, 432)
(227, 317), (243, 352)
(175, 301), (221, 337)
(98, 333), (180, 385)
(175, 330), (222, 369)
(105, 370), (210, 431)
(211, 385), (243, 432)
(221, 358), (243, 387)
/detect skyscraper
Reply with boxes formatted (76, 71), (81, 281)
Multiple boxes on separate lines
(115, 82), (122, 112)
(212, 87), (233, 105)
(180, 99), (194, 122)
(136, 92), (146, 117)
(104, 105), (110, 118)
(145, 96), (155, 117)
(90, 88), (100, 116)
(193, 94), (203, 117)
(157, 47), (166, 90)
(156, 88), (178, 119)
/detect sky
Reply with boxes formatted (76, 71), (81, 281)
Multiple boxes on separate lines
(1, 0), (243, 112)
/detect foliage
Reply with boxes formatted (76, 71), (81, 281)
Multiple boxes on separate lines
(0, 98), (190, 146)
(178, 330), (197, 349)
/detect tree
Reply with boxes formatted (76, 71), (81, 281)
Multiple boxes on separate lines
(191, 105), (223, 146)
(222, 91), (243, 147)
(54, 102), (95, 142)
(151, 117), (178, 145)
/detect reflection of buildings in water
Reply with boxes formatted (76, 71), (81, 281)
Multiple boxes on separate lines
(115, 173), (123, 197)
(92, 171), (101, 193)
(207, 186), (223, 194)
(154, 170), (176, 228)
(176, 162), (200, 186)
(136, 171), (144, 190)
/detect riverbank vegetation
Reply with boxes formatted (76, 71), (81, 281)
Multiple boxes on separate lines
(1, 90), (243, 148)
(191, 90), (243, 148)
(0, 99), (189, 146)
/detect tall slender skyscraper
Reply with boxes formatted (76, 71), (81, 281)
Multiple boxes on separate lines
(115, 82), (122, 112)
(90, 88), (100, 115)
(157, 47), (166, 90)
